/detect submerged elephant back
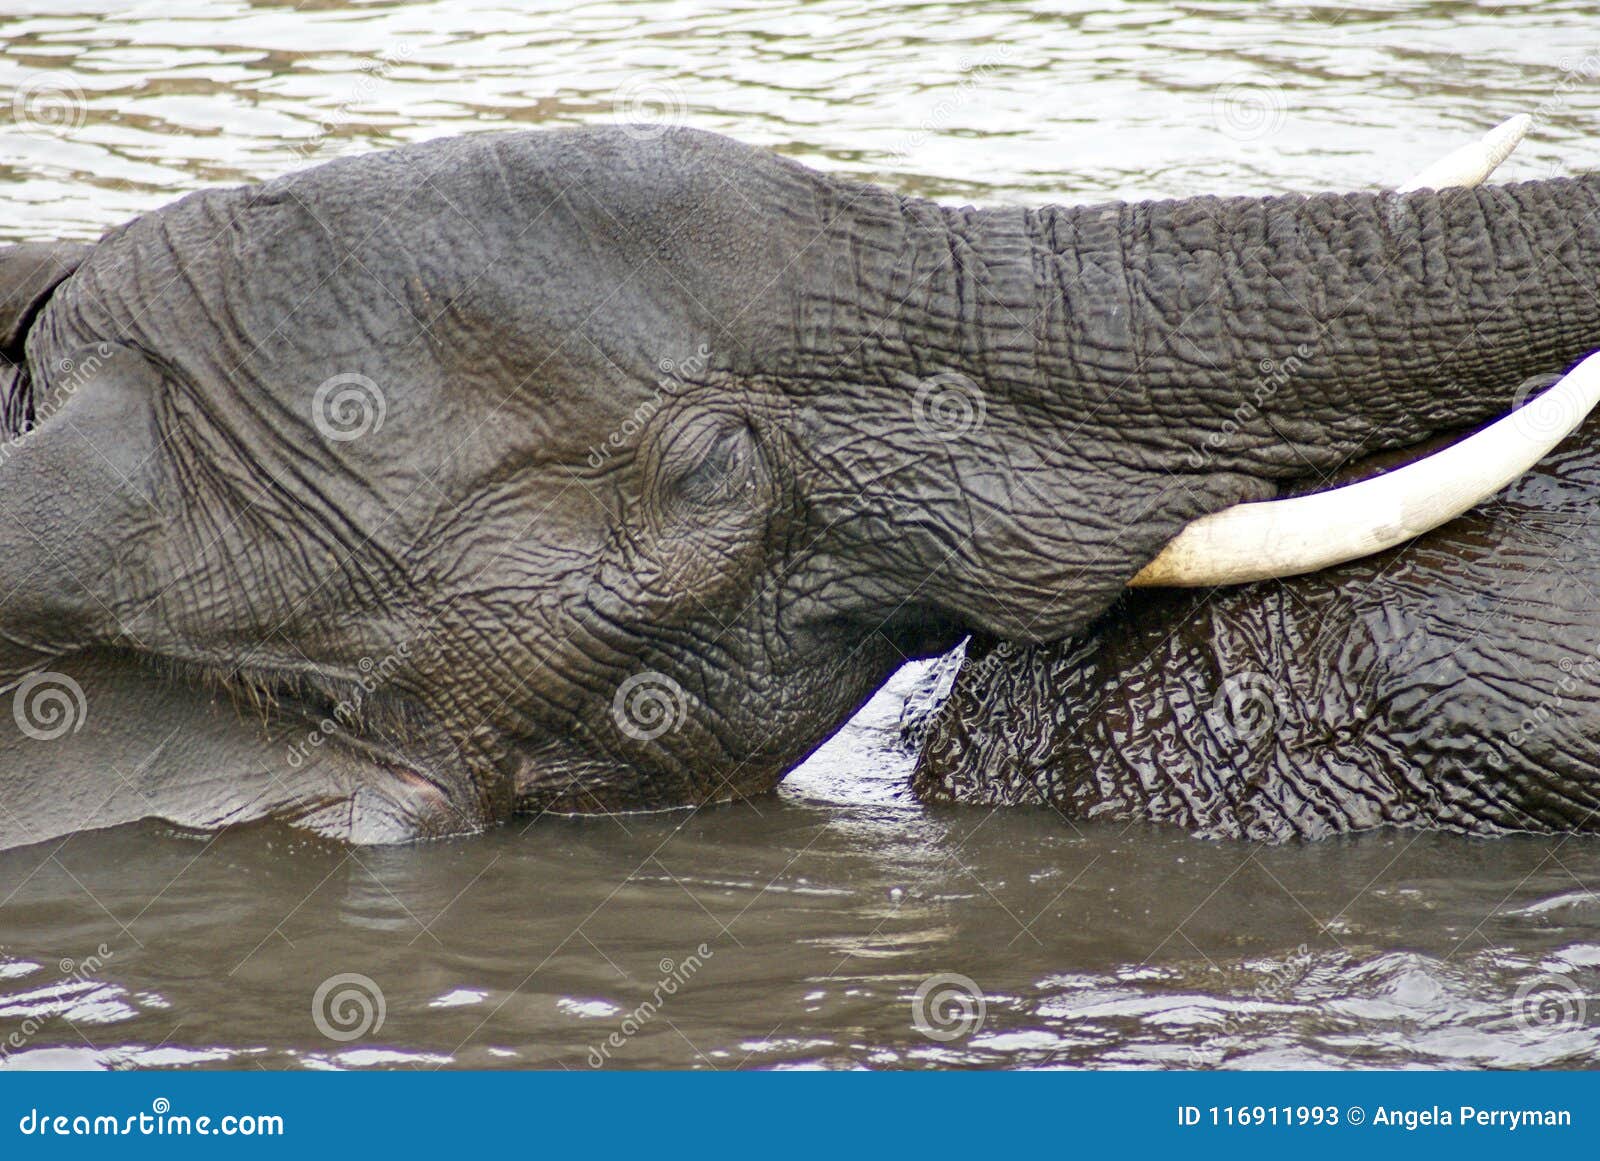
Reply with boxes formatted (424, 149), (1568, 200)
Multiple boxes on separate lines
(914, 418), (1600, 840)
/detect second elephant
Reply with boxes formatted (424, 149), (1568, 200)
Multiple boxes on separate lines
(914, 411), (1600, 839)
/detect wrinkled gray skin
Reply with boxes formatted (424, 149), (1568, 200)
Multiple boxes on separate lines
(915, 414), (1600, 841)
(4, 125), (1600, 850)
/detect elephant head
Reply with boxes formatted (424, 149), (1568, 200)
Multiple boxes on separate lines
(4, 122), (1600, 845)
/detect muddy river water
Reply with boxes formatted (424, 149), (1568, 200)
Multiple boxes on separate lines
(3, 0), (1600, 1069)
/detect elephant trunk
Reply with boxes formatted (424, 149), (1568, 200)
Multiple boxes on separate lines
(967, 176), (1600, 478)
(805, 173), (1600, 640)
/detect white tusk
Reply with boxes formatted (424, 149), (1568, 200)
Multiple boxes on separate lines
(1129, 351), (1600, 588)
(1396, 114), (1531, 193)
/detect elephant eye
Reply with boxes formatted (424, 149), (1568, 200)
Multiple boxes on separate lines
(663, 420), (758, 510)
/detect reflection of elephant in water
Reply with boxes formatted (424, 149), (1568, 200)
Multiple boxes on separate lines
(2, 122), (1600, 849)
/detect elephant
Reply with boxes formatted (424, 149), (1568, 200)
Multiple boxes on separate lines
(908, 127), (1600, 842)
(911, 407), (1600, 841)
(2, 121), (1600, 851)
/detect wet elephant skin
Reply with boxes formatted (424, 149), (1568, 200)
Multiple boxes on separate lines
(915, 414), (1600, 840)
(8, 125), (1600, 847)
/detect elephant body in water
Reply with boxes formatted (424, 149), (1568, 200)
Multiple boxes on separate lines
(914, 422), (1600, 840)
(4, 124), (1600, 849)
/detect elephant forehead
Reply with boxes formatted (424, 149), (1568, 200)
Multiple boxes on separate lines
(30, 127), (829, 456)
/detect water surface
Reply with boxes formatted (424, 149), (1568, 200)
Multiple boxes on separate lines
(3, 0), (1600, 1069)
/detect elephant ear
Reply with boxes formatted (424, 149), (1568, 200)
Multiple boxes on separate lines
(0, 241), (95, 432)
